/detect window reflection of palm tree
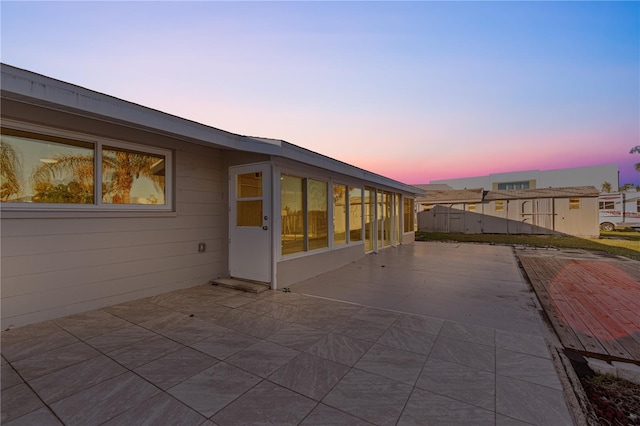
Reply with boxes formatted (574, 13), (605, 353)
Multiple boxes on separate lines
(32, 150), (164, 204)
(0, 142), (22, 201)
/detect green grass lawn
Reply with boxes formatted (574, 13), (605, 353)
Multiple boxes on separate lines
(415, 231), (640, 261)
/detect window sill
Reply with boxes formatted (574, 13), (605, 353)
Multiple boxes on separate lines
(0, 209), (177, 219)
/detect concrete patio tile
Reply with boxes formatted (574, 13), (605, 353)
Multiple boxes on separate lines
(2, 407), (62, 426)
(416, 358), (495, 411)
(190, 329), (260, 359)
(376, 326), (436, 356)
(29, 355), (127, 404)
(318, 300), (364, 317)
(1, 322), (78, 362)
(239, 299), (283, 315)
(134, 347), (219, 390)
(260, 291), (308, 304)
(85, 324), (155, 353)
(496, 348), (562, 390)
(11, 341), (100, 381)
(295, 310), (351, 332)
(176, 301), (233, 322)
(392, 313), (444, 335)
(1, 383), (44, 424)
(215, 294), (256, 308)
(266, 323), (328, 351)
(306, 333), (372, 366)
(263, 303), (309, 322)
(107, 335), (184, 369)
(215, 309), (285, 339)
(102, 392), (206, 426)
(495, 329), (550, 359)
(323, 368), (413, 426)
(269, 352), (349, 400)
(102, 300), (175, 324)
(50, 372), (160, 426)
(160, 317), (229, 345)
(148, 293), (210, 311)
(429, 335), (495, 373)
(496, 413), (535, 425)
(496, 375), (573, 425)
(226, 340), (300, 377)
(352, 306), (400, 326)
(354, 344), (426, 385)
(137, 311), (191, 333)
(397, 388), (494, 426)
(331, 318), (389, 342)
(300, 404), (375, 425)
(212, 381), (316, 426)
(439, 320), (496, 347)
(236, 313), (288, 340)
(1, 362), (23, 390)
(168, 362), (261, 418)
(53, 310), (130, 340)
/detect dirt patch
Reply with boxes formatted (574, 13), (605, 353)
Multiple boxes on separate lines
(571, 357), (640, 425)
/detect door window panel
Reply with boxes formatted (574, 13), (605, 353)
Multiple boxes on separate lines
(237, 200), (262, 227)
(237, 172), (262, 198)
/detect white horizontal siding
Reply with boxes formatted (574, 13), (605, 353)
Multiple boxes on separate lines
(1, 139), (226, 328)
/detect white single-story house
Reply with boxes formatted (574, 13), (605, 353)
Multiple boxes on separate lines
(0, 64), (424, 328)
(417, 186), (599, 237)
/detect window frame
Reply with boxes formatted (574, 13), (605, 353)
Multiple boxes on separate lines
(1, 123), (173, 212)
(569, 198), (580, 210)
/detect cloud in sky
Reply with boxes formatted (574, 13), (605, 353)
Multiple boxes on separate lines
(1, 1), (638, 185)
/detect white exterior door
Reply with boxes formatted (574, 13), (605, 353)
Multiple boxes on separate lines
(229, 163), (271, 283)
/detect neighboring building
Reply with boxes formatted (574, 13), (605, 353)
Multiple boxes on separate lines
(429, 165), (619, 192)
(0, 64), (424, 328)
(417, 186), (600, 238)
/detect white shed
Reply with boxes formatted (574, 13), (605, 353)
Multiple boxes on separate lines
(417, 186), (599, 238)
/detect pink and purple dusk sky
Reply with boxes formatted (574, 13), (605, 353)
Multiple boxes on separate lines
(2, 1), (639, 187)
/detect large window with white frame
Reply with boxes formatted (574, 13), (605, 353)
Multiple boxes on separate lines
(281, 172), (372, 257)
(0, 127), (171, 209)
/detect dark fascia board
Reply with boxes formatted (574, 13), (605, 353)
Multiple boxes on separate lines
(1, 63), (424, 196)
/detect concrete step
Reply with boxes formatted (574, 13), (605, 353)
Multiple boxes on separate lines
(210, 278), (270, 294)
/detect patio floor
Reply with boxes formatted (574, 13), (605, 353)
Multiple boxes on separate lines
(1, 242), (574, 425)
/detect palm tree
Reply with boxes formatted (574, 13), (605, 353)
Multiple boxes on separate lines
(0, 142), (23, 201)
(101, 150), (164, 204)
(31, 154), (94, 203)
(631, 146), (640, 172)
(601, 181), (612, 193)
(31, 149), (164, 204)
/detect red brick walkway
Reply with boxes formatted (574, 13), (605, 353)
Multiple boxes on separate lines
(518, 252), (640, 364)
